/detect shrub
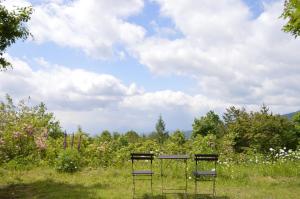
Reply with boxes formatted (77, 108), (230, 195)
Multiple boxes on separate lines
(55, 149), (81, 173)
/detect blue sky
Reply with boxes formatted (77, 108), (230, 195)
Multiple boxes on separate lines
(1, 0), (300, 135)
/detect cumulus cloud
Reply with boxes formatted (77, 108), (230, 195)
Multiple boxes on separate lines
(0, 55), (142, 111)
(132, 0), (300, 108)
(0, 55), (225, 133)
(22, 0), (145, 59)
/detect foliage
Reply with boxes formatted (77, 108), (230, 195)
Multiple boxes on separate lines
(281, 0), (300, 38)
(192, 110), (224, 138)
(169, 129), (185, 145)
(55, 149), (81, 173)
(223, 105), (299, 153)
(191, 134), (217, 154)
(98, 130), (112, 142)
(124, 130), (140, 143)
(292, 112), (300, 144)
(0, 2), (32, 69)
(0, 95), (63, 164)
(0, 96), (299, 173)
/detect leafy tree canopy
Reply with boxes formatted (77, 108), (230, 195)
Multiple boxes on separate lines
(125, 130), (140, 143)
(98, 130), (112, 142)
(281, 0), (300, 37)
(170, 129), (186, 145)
(0, 2), (32, 69)
(223, 105), (298, 153)
(192, 110), (224, 138)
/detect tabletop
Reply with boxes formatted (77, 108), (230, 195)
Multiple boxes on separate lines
(158, 155), (189, 159)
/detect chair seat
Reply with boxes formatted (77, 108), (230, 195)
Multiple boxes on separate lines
(193, 170), (216, 177)
(132, 170), (154, 175)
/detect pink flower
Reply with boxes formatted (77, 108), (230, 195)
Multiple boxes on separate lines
(35, 136), (47, 150)
(13, 131), (21, 139)
(24, 125), (34, 136)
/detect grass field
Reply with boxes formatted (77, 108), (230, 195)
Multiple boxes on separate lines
(0, 161), (299, 199)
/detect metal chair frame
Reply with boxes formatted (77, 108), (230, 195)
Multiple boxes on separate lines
(131, 153), (154, 198)
(193, 154), (218, 198)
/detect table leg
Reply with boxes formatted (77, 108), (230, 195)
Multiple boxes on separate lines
(160, 158), (163, 196)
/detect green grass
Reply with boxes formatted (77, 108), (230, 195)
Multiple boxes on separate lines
(0, 162), (299, 199)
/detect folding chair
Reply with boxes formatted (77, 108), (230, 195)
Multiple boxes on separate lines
(193, 154), (218, 198)
(131, 153), (154, 198)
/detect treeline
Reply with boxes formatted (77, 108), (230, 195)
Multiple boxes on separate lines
(0, 95), (299, 171)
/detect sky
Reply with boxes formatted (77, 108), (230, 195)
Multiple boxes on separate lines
(1, 0), (300, 135)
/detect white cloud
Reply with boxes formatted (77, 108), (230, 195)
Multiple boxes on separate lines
(0, 55), (141, 111)
(0, 55), (225, 133)
(26, 0), (145, 59)
(132, 0), (300, 109)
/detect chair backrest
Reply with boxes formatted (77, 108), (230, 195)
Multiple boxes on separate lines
(194, 154), (218, 162)
(131, 153), (154, 171)
(195, 154), (218, 171)
(131, 153), (154, 162)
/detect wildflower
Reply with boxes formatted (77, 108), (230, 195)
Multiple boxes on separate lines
(24, 125), (34, 136)
(189, 176), (192, 180)
(279, 149), (284, 153)
(0, 138), (5, 145)
(13, 131), (21, 139)
(35, 136), (46, 150)
(269, 148), (274, 151)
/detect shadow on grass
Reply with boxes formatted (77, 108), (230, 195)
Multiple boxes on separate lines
(0, 179), (109, 199)
(141, 193), (230, 199)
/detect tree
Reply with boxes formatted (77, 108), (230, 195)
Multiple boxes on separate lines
(124, 130), (140, 143)
(153, 115), (169, 144)
(192, 111), (224, 138)
(0, 3), (32, 69)
(223, 106), (250, 152)
(281, 0), (300, 38)
(292, 112), (300, 144)
(170, 130), (186, 145)
(223, 105), (299, 153)
(112, 132), (120, 140)
(99, 130), (112, 142)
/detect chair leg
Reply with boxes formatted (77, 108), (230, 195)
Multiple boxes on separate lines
(194, 180), (197, 199)
(213, 177), (216, 198)
(151, 175), (153, 196)
(132, 175), (135, 198)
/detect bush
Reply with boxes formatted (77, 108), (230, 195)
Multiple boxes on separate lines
(55, 149), (81, 173)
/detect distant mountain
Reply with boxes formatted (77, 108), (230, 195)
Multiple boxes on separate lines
(282, 111), (300, 119)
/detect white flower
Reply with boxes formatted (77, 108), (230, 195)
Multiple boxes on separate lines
(269, 148), (274, 151)
(279, 149), (284, 153)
